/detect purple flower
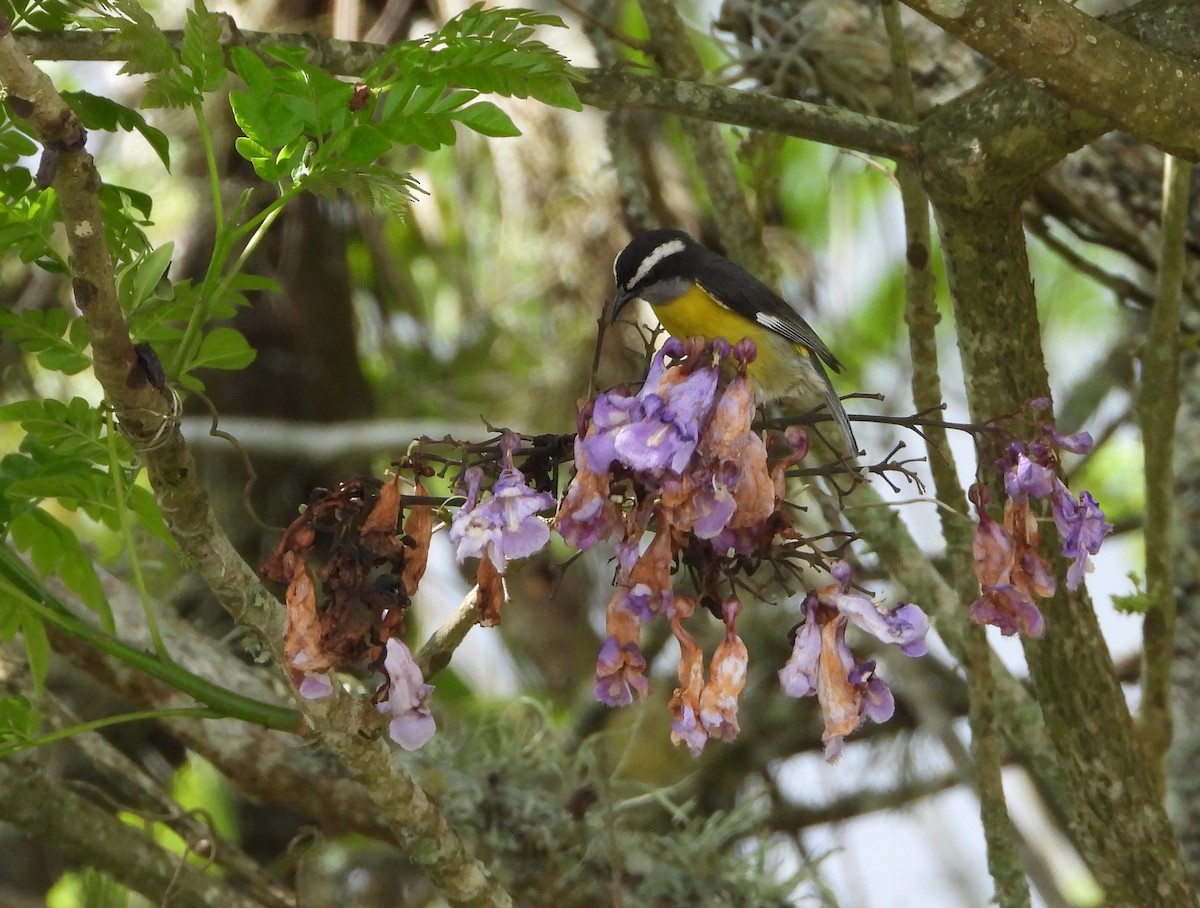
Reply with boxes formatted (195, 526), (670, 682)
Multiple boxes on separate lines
(613, 366), (719, 475)
(377, 639), (435, 750)
(970, 585), (1045, 637)
(698, 599), (748, 740)
(450, 451), (557, 574)
(779, 566), (928, 761)
(835, 593), (930, 657)
(1048, 428), (1094, 455)
(778, 597), (821, 699)
(1052, 485), (1113, 589)
(851, 661), (896, 724)
(594, 636), (649, 706)
(671, 701), (707, 756)
(687, 462), (739, 540)
(557, 436), (624, 551)
(582, 389), (641, 471)
(824, 562), (930, 657)
(1004, 454), (1056, 502)
(665, 594), (712, 755)
(298, 671), (334, 700)
(620, 582), (667, 624)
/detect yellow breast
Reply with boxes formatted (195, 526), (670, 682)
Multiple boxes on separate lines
(646, 285), (816, 403)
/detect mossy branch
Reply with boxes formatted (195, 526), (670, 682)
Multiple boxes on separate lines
(935, 199), (1195, 905)
(12, 25), (917, 161)
(902, 0), (1200, 159)
(882, 2), (1029, 904)
(1138, 154), (1191, 784)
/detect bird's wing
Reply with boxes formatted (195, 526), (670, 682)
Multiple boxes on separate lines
(697, 256), (844, 372)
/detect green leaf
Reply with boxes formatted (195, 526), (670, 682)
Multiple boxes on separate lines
(61, 90), (171, 169)
(1112, 572), (1150, 615)
(0, 177), (68, 274)
(0, 308), (92, 375)
(182, 0), (227, 94)
(20, 610), (50, 694)
(0, 696), (39, 744)
(125, 242), (175, 312)
(335, 124), (392, 168)
(261, 43), (310, 67)
(304, 166), (421, 218)
(189, 327), (257, 372)
(0, 121), (38, 166)
(230, 46), (272, 94)
(98, 184), (154, 266)
(85, 0), (178, 76)
(126, 484), (175, 549)
(451, 101), (520, 137)
(230, 89), (307, 151)
(234, 136), (283, 181)
(7, 509), (114, 631)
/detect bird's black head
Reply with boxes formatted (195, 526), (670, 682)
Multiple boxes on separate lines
(610, 228), (699, 320)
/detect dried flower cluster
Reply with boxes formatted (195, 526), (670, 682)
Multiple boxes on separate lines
(970, 409), (1113, 637)
(261, 472), (436, 750)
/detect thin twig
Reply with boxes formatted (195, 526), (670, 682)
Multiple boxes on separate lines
(416, 586), (482, 679)
(1137, 152), (1191, 788)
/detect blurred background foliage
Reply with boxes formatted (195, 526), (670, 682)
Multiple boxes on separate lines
(0, 0), (1164, 906)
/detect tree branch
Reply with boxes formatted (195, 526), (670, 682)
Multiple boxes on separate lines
(1138, 153), (1190, 783)
(916, 0), (1200, 207)
(935, 197), (1195, 905)
(0, 757), (272, 908)
(882, 3), (1029, 903)
(638, 0), (771, 276)
(901, 0), (1200, 159)
(44, 567), (395, 843)
(12, 27), (919, 162)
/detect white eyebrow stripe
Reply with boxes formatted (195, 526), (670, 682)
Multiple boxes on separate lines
(627, 238), (686, 289)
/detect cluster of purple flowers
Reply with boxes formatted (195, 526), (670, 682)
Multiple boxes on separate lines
(557, 337), (780, 556)
(778, 562), (929, 761)
(557, 336), (930, 758)
(970, 416), (1113, 637)
(557, 338), (783, 753)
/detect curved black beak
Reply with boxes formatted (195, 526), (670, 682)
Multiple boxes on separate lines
(608, 286), (635, 324)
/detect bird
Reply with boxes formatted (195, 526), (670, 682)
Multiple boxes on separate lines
(611, 228), (857, 455)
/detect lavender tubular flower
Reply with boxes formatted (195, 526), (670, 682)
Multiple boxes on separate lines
(834, 593), (929, 657)
(778, 598), (822, 699)
(971, 585), (1045, 638)
(450, 458), (556, 574)
(698, 599), (748, 740)
(779, 565), (928, 760)
(1004, 453), (1056, 501)
(594, 636), (649, 706)
(613, 365), (719, 476)
(1052, 485), (1113, 590)
(377, 639), (436, 750)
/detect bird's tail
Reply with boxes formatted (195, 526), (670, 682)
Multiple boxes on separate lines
(812, 359), (858, 459)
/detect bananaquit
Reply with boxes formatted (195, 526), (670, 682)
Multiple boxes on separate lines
(611, 228), (858, 455)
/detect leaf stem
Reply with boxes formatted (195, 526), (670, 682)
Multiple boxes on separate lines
(0, 706), (220, 756)
(0, 545), (300, 733)
(104, 408), (167, 659)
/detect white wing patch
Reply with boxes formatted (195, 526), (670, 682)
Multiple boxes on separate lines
(625, 238), (686, 290)
(755, 312), (790, 335)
